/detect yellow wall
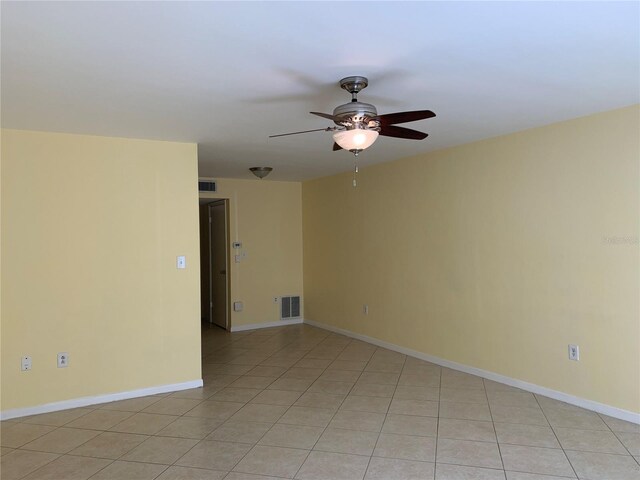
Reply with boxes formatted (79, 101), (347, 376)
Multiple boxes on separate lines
(1, 130), (202, 411)
(303, 105), (640, 413)
(200, 178), (303, 328)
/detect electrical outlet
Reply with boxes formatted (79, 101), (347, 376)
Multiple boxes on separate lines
(233, 301), (243, 312)
(57, 352), (69, 368)
(363, 304), (369, 315)
(21, 356), (32, 371)
(568, 344), (579, 361)
(273, 297), (279, 303)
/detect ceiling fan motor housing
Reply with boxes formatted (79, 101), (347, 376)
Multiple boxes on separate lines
(333, 102), (379, 130)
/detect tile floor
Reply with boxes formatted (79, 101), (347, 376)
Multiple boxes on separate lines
(2, 323), (639, 480)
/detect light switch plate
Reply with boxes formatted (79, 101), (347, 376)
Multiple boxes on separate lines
(177, 255), (186, 269)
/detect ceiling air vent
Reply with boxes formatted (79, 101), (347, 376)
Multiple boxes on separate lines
(281, 296), (301, 320)
(198, 180), (217, 192)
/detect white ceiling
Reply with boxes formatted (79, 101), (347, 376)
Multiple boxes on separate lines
(2, 1), (638, 181)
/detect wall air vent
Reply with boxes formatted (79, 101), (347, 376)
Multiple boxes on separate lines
(198, 180), (217, 192)
(281, 296), (301, 320)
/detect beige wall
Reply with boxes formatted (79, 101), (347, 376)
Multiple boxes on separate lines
(2, 105), (636, 415)
(200, 178), (303, 328)
(303, 105), (640, 413)
(1, 130), (202, 411)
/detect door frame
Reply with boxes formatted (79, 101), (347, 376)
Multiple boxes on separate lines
(202, 198), (231, 331)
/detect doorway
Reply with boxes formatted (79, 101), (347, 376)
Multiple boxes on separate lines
(199, 199), (230, 330)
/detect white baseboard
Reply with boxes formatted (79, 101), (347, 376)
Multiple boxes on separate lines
(304, 319), (640, 425)
(230, 318), (303, 332)
(0, 379), (203, 421)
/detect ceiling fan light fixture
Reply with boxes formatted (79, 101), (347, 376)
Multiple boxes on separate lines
(249, 166), (273, 179)
(333, 128), (379, 152)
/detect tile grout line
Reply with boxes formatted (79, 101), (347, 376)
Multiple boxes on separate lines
(596, 411), (640, 464)
(433, 362), (443, 480)
(290, 335), (365, 479)
(117, 327), (323, 478)
(482, 378), (507, 477)
(10, 407), (126, 480)
(360, 346), (406, 480)
(219, 326), (343, 478)
(533, 393), (580, 479)
(213, 326), (331, 477)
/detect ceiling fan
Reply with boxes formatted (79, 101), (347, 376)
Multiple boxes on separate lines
(270, 76), (436, 156)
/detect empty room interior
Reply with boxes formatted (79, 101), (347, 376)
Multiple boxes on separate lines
(1, 2), (639, 480)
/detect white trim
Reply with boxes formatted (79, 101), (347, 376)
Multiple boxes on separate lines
(230, 318), (303, 332)
(304, 319), (640, 425)
(0, 379), (203, 421)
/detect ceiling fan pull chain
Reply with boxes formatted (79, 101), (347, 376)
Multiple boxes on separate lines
(353, 160), (358, 187)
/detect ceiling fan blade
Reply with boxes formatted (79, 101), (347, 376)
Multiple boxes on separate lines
(333, 142), (343, 151)
(379, 125), (428, 140)
(269, 127), (333, 138)
(310, 111), (338, 121)
(376, 110), (436, 125)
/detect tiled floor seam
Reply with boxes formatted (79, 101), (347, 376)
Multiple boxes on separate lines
(290, 338), (364, 479)
(605, 419), (640, 464)
(533, 390), (580, 479)
(11, 451), (62, 480)
(433, 355), (443, 480)
(483, 377), (507, 477)
(222, 330), (349, 479)
(360, 345), (405, 479)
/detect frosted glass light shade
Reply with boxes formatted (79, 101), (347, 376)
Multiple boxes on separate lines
(333, 129), (379, 151)
(249, 167), (273, 179)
